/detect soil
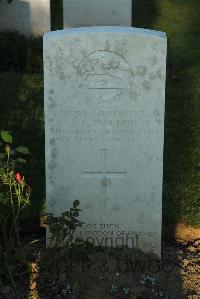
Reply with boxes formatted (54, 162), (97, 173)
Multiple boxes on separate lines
(0, 226), (199, 299)
(174, 223), (200, 243)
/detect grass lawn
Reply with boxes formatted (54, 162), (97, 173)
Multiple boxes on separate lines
(0, 0), (200, 227)
(133, 0), (200, 227)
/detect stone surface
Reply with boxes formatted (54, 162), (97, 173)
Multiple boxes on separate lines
(44, 27), (167, 257)
(0, 0), (50, 36)
(63, 0), (132, 27)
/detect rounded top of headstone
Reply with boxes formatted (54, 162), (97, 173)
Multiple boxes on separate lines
(43, 26), (167, 40)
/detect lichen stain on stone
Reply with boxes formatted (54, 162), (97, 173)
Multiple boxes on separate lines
(85, 203), (92, 209)
(136, 65), (147, 77)
(49, 89), (55, 95)
(48, 160), (57, 170)
(112, 205), (121, 211)
(153, 110), (161, 123)
(46, 56), (53, 71)
(48, 96), (57, 108)
(132, 196), (140, 204)
(148, 154), (154, 162)
(142, 80), (151, 90)
(51, 147), (58, 159)
(131, 91), (138, 100)
(59, 72), (66, 80)
(49, 138), (56, 146)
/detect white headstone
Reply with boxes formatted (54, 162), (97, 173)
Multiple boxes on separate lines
(44, 27), (167, 257)
(63, 0), (132, 27)
(0, 0), (50, 36)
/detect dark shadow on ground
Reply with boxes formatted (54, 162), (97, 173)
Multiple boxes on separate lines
(36, 246), (183, 298)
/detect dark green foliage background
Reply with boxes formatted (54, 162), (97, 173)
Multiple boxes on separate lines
(0, 0), (199, 227)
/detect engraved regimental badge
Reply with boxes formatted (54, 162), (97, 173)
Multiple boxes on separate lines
(76, 50), (132, 103)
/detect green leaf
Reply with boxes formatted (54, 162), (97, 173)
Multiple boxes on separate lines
(73, 211), (79, 217)
(73, 200), (80, 208)
(0, 130), (13, 143)
(0, 153), (5, 160)
(17, 157), (27, 163)
(15, 146), (30, 154)
(62, 211), (70, 217)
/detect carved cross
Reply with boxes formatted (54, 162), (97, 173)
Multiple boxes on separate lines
(81, 149), (127, 216)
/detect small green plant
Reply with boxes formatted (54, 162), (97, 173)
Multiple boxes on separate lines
(110, 283), (131, 298)
(139, 275), (168, 298)
(0, 130), (31, 249)
(46, 200), (84, 247)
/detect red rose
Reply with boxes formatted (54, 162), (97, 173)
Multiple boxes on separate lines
(15, 172), (23, 184)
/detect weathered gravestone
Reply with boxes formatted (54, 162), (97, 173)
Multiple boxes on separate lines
(44, 27), (167, 257)
(63, 0), (132, 28)
(0, 0), (50, 36)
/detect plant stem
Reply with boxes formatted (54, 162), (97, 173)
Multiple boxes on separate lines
(9, 173), (20, 246)
(4, 252), (17, 290)
(2, 217), (8, 251)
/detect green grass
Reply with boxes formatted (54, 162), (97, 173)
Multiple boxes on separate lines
(133, 0), (200, 226)
(0, 0), (200, 227)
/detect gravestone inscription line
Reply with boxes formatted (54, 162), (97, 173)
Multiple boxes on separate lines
(81, 149), (127, 216)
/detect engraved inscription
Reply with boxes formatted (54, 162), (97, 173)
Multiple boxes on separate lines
(76, 50), (132, 102)
(78, 223), (157, 249)
(54, 109), (145, 144)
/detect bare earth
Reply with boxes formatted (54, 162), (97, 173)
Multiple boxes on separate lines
(0, 224), (199, 299)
